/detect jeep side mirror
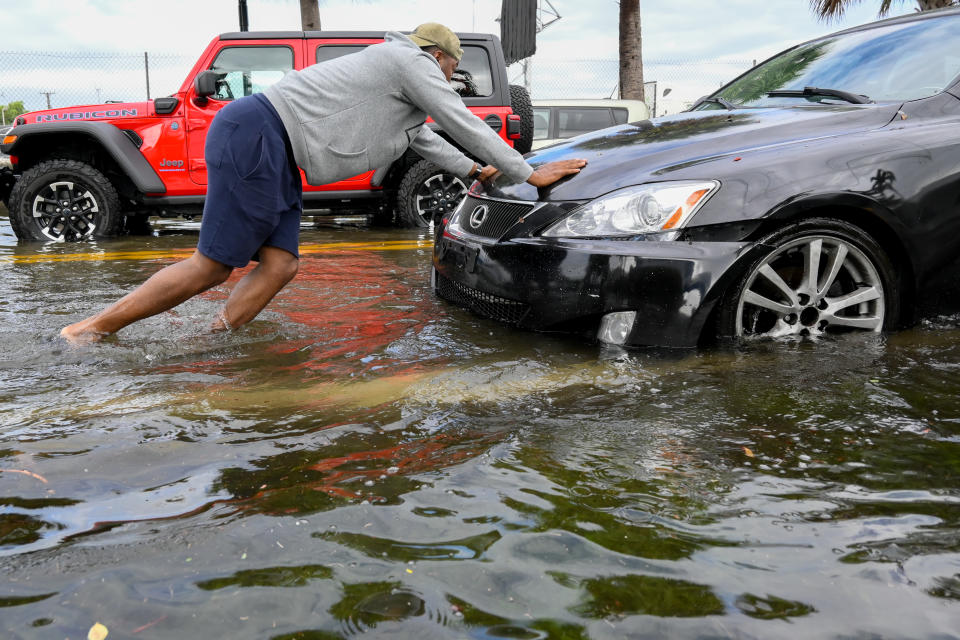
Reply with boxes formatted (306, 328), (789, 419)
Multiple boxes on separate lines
(195, 70), (220, 98)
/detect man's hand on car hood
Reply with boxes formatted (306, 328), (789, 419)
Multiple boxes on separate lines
(527, 159), (588, 187)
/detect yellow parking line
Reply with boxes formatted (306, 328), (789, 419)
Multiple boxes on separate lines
(0, 239), (434, 265)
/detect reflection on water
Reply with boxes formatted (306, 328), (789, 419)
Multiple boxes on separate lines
(1, 219), (960, 638)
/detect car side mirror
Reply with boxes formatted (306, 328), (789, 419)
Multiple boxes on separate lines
(194, 70), (220, 98)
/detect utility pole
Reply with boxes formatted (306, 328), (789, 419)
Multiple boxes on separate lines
(144, 52), (151, 100)
(40, 91), (55, 109)
(238, 0), (249, 31)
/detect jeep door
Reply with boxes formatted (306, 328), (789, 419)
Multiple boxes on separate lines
(185, 39), (302, 185)
(305, 39), (383, 193)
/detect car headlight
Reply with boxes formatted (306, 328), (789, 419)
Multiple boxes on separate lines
(541, 181), (719, 238)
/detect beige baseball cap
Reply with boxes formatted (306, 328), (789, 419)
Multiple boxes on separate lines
(408, 23), (463, 62)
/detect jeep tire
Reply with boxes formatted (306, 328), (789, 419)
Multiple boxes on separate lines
(509, 84), (534, 155)
(8, 159), (123, 242)
(396, 159), (469, 228)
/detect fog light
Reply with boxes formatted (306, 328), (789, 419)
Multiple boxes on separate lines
(597, 311), (636, 345)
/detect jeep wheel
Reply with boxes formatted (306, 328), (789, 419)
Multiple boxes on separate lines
(396, 159), (468, 228)
(509, 84), (534, 155)
(8, 159), (122, 242)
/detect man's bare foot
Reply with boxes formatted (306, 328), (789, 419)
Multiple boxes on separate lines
(60, 321), (107, 345)
(209, 309), (233, 333)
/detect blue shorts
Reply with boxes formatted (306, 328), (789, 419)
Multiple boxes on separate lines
(197, 93), (302, 268)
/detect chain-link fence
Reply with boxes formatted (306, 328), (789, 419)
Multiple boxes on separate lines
(0, 51), (195, 116)
(0, 50), (753, 120)
(508, 58), (755, 116)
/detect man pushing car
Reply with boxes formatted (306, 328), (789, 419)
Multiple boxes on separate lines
(61, 23), (586, 343)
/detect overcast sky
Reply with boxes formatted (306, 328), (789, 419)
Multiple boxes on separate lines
(3, 0), (912, 60)
(2, 0), (916, 112)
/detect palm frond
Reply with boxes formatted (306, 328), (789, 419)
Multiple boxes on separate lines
(809, 0), (901, 22)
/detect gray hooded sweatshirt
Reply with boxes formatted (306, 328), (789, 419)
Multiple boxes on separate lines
(263, 32), (534, 186)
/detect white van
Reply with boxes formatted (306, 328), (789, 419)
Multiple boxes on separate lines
(531, 99), (650, 150)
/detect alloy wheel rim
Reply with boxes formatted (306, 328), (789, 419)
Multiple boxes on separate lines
(414, 173), (467, 226)
(736, 235), (885, 338)
(31, 180), (99, 242)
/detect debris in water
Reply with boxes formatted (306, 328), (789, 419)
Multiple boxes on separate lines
(0, 469), (48, 483)
(132, 616), (166, 634)
(88, 622), (108, 640)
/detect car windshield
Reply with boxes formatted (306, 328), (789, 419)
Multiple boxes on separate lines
(703, 13), (960, 108)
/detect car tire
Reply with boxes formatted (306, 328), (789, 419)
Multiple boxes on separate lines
(8, 159), (123, 242)
(396, 159), (469, 228)
(509, 84), (534, 155)
(716, 218), (900, 340)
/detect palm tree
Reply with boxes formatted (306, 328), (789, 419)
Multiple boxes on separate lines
(619, 0), (644, 101)
(300, 0), (320, 30)
(810, 0), (957, 21)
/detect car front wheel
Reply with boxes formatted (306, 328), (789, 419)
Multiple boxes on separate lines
(396, 159), (469, 228)
(8, 159), (122, 242)
(717, 218), (900, 340)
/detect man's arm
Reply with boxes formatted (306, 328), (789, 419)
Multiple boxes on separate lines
(407, 125), (475, 178)
(399, 53), (534, 183)
(410, 126), (586, 188)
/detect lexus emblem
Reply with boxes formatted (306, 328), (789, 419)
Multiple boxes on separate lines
(469, 205), (489, 229)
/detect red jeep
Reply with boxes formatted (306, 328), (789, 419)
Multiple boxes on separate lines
(0, 30), (533, 241)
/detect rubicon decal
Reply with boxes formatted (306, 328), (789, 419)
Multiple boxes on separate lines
(36, 109), (138, 122)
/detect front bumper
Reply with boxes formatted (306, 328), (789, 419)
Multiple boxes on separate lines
(433, 231), (752, 348)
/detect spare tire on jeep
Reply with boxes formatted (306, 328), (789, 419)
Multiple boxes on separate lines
(509, 84), (534, 155)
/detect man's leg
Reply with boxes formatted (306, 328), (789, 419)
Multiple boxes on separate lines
(211, 245), (299, 331)
(61, 250), (233, 343)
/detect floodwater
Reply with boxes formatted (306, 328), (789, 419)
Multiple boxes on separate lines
(1, 214), (959, 640)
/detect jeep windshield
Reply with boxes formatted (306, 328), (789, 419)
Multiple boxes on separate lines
(697, 12), (960, 109)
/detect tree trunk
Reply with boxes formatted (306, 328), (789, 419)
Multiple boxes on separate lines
(619, 0), (644, 101)
(300, 0), (321, 31)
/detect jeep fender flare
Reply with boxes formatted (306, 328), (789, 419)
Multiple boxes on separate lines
(1, 122), (166, 194)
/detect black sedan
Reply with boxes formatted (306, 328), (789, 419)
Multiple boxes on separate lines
(433, 8), (960, 347)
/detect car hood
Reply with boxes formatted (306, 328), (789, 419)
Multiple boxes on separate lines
(481, 104), (903, 202)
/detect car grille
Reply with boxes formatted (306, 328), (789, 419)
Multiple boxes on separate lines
(457, 196), (534, 239)
(436, 273), (529, 325)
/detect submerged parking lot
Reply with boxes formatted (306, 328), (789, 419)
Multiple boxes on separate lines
(1, 216), (959, 638)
